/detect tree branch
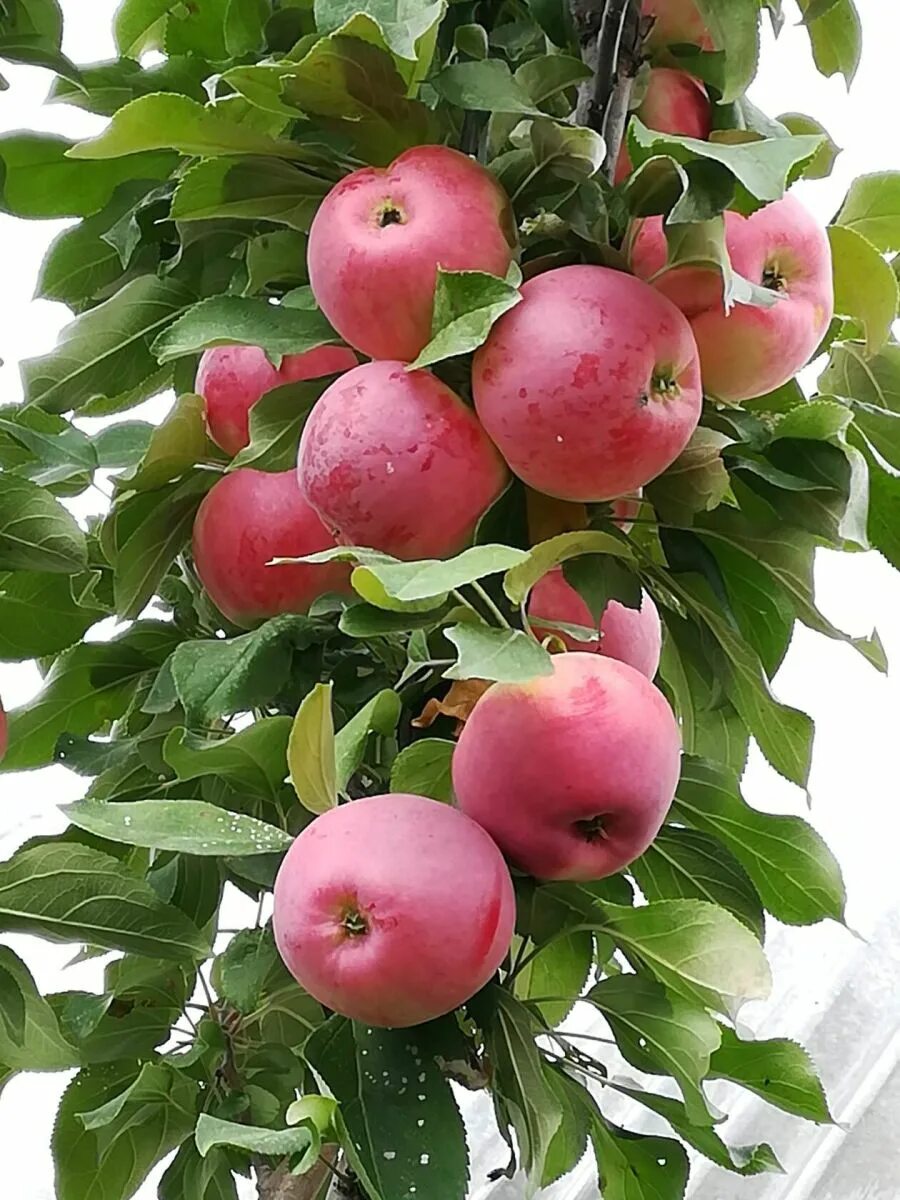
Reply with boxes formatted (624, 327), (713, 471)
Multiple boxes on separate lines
(256, 1147), (339, 1200)
(571, 0), (644, 180)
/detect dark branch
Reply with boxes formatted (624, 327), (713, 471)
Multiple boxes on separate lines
(571, 0), (644, 180)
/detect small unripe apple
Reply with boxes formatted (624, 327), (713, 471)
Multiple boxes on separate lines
(192, 469), (349, 628)
(298, 360), (509, 560)
(308, 145), (516, 362)
(615, 68), (711, 183)
(453, 653), (681, 881)
(472, 264), (702, 502)
(196, 343), (357, 458)
(529, 570), (662, 679)
(642, 0), (714, 55)
(630, 193), (834, 402)
(273, 792), (516, 1027)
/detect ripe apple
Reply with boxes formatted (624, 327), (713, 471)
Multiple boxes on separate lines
(453, 653), (681, 881)
(630, 193), (835, 402)
(528, 570), (662, 679)
(615, 68), (711, 184)
(298, 360), (509, 560)
(273, 792), (516, 1027)
(192, 469), (349, 628)
(196, 343), (357, 458)
(642, 0), (714, 55)
(472, 264), (702, 502)
(307, 145), (516, 362)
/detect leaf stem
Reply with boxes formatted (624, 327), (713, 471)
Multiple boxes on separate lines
(470, 581), (512, 628)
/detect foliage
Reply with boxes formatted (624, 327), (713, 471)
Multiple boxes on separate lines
(0, 0), (894, 1197)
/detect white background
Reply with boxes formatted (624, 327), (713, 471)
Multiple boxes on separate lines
(1, 2), (899, 1197)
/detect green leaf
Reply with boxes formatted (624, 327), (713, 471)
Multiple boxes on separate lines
(106, 473), (212, 619)
(515, 931), (592, 1027)
(409, 269), (521, 371)
(172, 156), (329, 230)
(0, 843), (208, 960)
(484, 991), (563, 1185)
(866, 453), (900, 571)
(48, 53), (211, 117)
(158, 615), (323, 725)
(305, 1015), (469, 1200)
(835, 171), (900, 252)
(710, 1025), (833, 1122)
(630, 121), (823, 206)
(601, 899), (771, 1017)
(0, 948), (26, 1044)
(0, 475), (87, 573)
(114, 0), (172, 56)
(796, 0), (861, 86)
(632, 826), (765, 940)
(213, 927), (279, 1014)
(289, 682), (337, 814)
(0, 946), (77, 1072)
(693, 0), (761, 101)
(230, 377), (333, 472)
(647, 428), (733, 524)
(444, 623), (554, 683)
(389, 738), (455, 803)
(63, 798), (293, 856)
(55, 1062), (198, 1200)
(335, 689), (401, 790)
(515, 53), (591, 103)
(314, 0), (445, 63)
(159, 1140), (238, 1200)
(592, 1117), (689, 1200)
(778, 112), (841, 180)
(0, 132), (175, 218)
(21, 275), (193, 415)
(821, 342), (900, 463)
(123, 393), (216, 492)
(432, 59), (542, 114)
(827, 225), (898, 356)
(530, 117), (607, 183)
(164, 719), (292, 800)
(590, 974), (721, 1125)
(503, 531), (633, 606)
(152, 295), (337, 363)
(0, 624), (176, 772)
(68, 93), (310, 162)
(195, 1113), (316, 1161)
(673, 757), (845, 925)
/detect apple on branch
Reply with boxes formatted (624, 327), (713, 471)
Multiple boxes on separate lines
(615, 67), (711, 183)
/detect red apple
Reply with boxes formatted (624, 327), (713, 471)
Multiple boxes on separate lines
(642, 0), (714, 54)
(196, 343), (357, 458)
(273, 792), (516, 1027)
(630, 193), (834, 402)
(453, 653), (682, 881)
(615, 68), (711, 184)
(472, 265), (702, 502)
(529, 570), (662, 679)
(298, 360), (509, 560)
(192, 469), (349, 628)
(307, 145), (516, 362)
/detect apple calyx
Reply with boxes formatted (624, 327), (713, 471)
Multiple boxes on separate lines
(762, 262), (789, 293)
(573, 815), (609, 844)
(648, 366), (682, 404)
(339, 904), (370, 939)
(375, 201), (406, 228)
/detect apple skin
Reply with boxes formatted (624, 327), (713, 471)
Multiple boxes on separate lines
(630, 193), (835, 402)
(298, 360), (509, 560)
(273, 792), (516, 1028)
(192, 469), (349, 628)
(453, 653), (681, 882)
(472, 265), (702, 502)
(307, 145), (516, 362)
(529, 570), (662, 679)
(0, 701), (7, 764)
(196, 343), (358, 458)
(615, 68), (711, 184)
(642, 0), (714, 55)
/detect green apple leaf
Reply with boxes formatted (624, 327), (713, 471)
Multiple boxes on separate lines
(212, 927), (280, 1015)
(710, 1025), (833, 1122)
(0, 475), (88, 573)
(591, 1113), (689, 1200)
(835, 171), (900, 252)
(795, 0), (862, 86)
(122, 393), (217, 492)
(389, 739), (455, 803)
(335, 689), (401, 790)
(195, 1113), (316, 1162)
(693, 0), (761, 101)
(432, 59), (543, 114)
(171, 156), (329, 230)
(409, 269), (521, 371)
(515, 931), (592, 1027)
(503, 531), (634, 606)
(230, 377), (334, 473)
(288, 681), (337, 814)
(151, 295), (338, 363)
(164, 720), (292, 800)
(444, 623), (554, 683)
(828, 225), (898, 356)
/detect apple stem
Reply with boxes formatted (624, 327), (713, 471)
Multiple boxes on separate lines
(570, 0), (644, 180)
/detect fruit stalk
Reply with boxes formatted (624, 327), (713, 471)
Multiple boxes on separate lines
(571, 0), (644, 178)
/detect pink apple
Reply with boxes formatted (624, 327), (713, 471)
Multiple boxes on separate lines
(298, 360), (509, 560)
(307, 145), (516, 362)
(273, 792), (516, 1027)
(196, 343), (357, 458)
(453, 653), (682, 881)
(630, 193), (834, 402)
(192, 469), (349, 628)
(529, 570), (662, 679)
(472, 265), (702, 502)
(615, 68), (711, 183)
(642, 0), (714, 54)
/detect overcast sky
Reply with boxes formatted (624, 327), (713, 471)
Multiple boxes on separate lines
(0, 2), (899, 1198)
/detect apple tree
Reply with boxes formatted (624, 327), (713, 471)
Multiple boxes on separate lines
(0, 0), (897, 1197)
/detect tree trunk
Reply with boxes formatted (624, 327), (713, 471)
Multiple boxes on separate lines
(570, 0), (644, 179)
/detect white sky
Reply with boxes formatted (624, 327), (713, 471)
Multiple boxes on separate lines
(0, 2), (899, 1198)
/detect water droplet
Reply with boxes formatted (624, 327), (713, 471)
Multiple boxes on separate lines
(417, 1094), (425, 1102)
(417, 1072), (426, 1083)
(383, 1151), (396, 1161)
(419, 1153), (430, 1166)
(416, 1118), (425, 1127)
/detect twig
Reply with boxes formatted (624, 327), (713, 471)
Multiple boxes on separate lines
(571, 0), (644, 179)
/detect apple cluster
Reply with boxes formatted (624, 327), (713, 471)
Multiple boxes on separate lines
(187, 0), (835, 1030)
